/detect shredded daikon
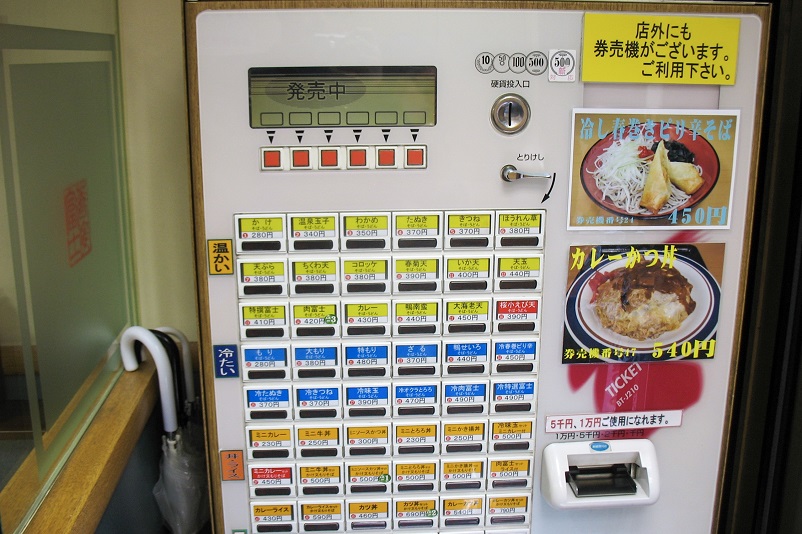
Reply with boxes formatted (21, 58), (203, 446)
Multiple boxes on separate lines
(587, 136), (692, 215)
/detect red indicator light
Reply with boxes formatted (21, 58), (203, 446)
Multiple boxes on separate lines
(406, 148), (424, 167)
(349, 148), (367, 167)
(320, 149), (339, 167)
(292, 149), (310, 168)
(263, 149), (282, 169)
(377, 148), (396, 167)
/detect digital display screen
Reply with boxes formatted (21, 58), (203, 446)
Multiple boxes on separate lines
(248, 66), (436, 129)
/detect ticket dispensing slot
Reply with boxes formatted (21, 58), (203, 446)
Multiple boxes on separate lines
(541, 440), (660, 509)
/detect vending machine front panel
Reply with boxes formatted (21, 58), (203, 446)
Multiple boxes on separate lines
(186, 2), (769, 532)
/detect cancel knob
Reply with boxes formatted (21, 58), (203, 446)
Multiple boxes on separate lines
(491, 93), (530, 134)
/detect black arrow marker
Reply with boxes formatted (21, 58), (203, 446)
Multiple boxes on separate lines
(411, 128), (419, 141)
(267, 130), (275, 143)
(295, 130), (304, 143)
(354, 129), (362, 142)
(542, 173), (556, 203)
(382, 129), (390, 142)
(324, 129), (333, 142)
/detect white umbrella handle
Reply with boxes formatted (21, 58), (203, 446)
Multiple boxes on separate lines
(154, 326), (196, 402)
(120, 326), (178, 434)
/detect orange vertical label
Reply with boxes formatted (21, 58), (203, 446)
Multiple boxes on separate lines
(208, 239), (233, 275)
(220, 449), (244, 481)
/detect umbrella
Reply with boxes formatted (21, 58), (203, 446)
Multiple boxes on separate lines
(121, 326), (209, 534)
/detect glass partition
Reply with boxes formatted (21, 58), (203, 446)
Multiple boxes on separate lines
(0, 2), (135, 531)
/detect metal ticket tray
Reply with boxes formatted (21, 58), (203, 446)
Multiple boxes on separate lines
(186, 1), (769, 532)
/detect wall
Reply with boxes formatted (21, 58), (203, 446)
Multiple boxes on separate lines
(118, 0), (198, 339)
(100, 2), (199, 530)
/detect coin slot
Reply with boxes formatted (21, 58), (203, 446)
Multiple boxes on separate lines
(496, 362), (534, 373)
(297, 368), (337, 379)
(492, 479), (528, 489)
(345, 239), (386, 249)
(494, 442), (530, 452)
(397, 281), (438, 292)
(296, 327), (337, 337)
(398, 445), (436, 455)
(298, 409), (338, 418)
(397, 366), (436, 376)
(490, 515), (526, 525)
(397, 325), (437, 335)
(448, 280), (488, 291)
(348, 407), (387, 417)
(566, 463), (638, 497)
(445, 364), (485, 374)
(302, 486), (339, 495)
(398, 519), (433, 528)
(299, 449), (338, 458)
(497, 322), (536, 332)
(347, 368), (386, 378)
(242, 241), (282, 252)
(245, 328), (285, 338)
(351, 521), (387, 529)
(293, 240), (334, 250)
(499, 236), (539, 247)
(449, 237), (489, 247)
(303, 522), (339, 531)
(444, 517), (481, 527)
(447, 324), (487, 334)
(248, 369), (287, 380)
(397, 406), (436, 416)
(253, 449), (290, 458)
(254, 487), (291, 497)
(445, 443), (482, 453)
(349, 446), (387, 455)
(351, 484), (388, 493)
(346, 282), (387, 293)
(494, 403), (532, 413)
(444, 481), (482, 491)
(244, 285), (284, 295)
(295, 284), (335, 294)
(445, 405), (484, 415)
(347, 325), (387, 336)
(499, 280), (538, 291)
(250, 410), (288, 419)
(397, 238), (438, 248)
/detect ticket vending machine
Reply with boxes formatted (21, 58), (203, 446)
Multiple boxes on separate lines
(185, 2), (769, 532)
